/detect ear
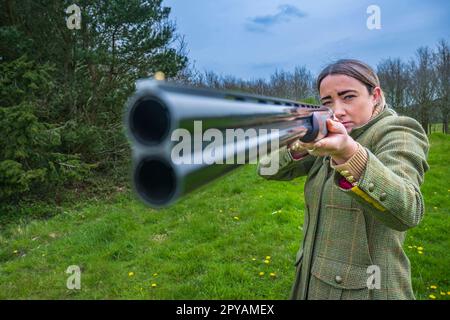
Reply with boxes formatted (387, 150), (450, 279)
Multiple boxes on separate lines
(372, 87), (382, 106)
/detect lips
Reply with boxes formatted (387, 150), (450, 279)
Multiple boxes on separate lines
(342, 121), (353, 128)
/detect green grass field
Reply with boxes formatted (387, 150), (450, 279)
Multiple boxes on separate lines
(0, 133), (449, 300)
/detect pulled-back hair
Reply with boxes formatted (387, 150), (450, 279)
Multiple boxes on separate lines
(317, 59), (385, 107)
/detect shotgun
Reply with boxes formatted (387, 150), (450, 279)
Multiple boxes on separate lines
(124, 79), (333, 208)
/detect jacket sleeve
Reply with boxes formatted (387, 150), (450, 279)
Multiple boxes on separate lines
(332, 116), (430, 231)
(257, 145), (316, 181)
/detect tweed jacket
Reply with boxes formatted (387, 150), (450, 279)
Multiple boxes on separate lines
(257, 106), (429, 300)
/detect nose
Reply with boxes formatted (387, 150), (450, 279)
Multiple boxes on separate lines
(332, 101), (346, 120)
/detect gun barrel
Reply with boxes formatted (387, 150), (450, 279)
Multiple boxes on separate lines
(125, 79), (333, 208)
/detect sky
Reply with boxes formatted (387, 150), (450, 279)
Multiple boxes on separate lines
(163, 0), (450, 81)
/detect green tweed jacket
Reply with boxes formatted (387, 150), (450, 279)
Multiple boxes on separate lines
(257, 106), (429, 300)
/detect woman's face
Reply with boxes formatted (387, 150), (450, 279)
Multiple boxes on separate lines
(319, 74), (381, 133)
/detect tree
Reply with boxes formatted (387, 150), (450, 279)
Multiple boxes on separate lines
(0, 0), (188, 203)
(434, 39), (450, 134)
(0, 56), (92, 201)
(377, 58), (409, 114)
(290, 66), (314, 101)
(408, 47), (437, 134)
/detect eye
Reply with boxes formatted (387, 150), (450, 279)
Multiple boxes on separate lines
(344, 95), (356, 100)
(322, 101), (332, 106)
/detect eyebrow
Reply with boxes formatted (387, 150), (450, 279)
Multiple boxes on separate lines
(320, 90), (358, 101)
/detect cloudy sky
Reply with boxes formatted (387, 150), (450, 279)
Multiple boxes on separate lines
(163, 0), (450, 80)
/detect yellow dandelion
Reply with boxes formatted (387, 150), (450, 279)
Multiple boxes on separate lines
(264, 259), (270, 264)
(429, 294), (436, 299)
(407, 246), (413, 249)
(413, 245), (417, 248)
(418, 251), (424, 255)
(440, 292), (446, 296)
(430, 285), (438, 289)
(266, 256), (271, 260)
(128, 272), (135, 277)
(252, 258), (256, 261)
(13, 250), (18, 254)
(151, 283), (157, 288)
(447, 291), (450, 295)
(270, 272), (276, 277)
(233, 216), (240, 220)
(259, 272), (264, 276)
(417, 247), (424, 251)
(153, 273), (158, 277)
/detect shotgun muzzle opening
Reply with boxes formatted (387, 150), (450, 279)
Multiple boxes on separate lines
(134, 157), (176, 206)
(129, 98), (170, 145)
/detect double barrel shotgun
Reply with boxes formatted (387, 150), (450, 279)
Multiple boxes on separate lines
(124, 79), (333, 208)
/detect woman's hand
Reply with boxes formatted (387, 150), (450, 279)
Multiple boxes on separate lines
(298, 118), (358, 164)
(287, 139), (308, 154)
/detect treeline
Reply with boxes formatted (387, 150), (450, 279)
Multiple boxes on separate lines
(377, 41), (450, 134)
(176, 66), (318, 104)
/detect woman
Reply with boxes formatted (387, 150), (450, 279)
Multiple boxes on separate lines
(257, 59), (429, 300)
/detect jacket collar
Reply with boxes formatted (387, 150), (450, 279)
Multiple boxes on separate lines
(349, 104), (397, 140)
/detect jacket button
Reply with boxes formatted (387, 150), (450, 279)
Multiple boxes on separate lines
(335, 275), (343, 284)
(368, 183), (375, 192)
(380, 192), (387, 201)
(346, 175), (355, 183)
(340, 170), (350, 177)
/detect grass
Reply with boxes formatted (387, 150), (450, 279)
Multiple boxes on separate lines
(0, 133), (449, 300)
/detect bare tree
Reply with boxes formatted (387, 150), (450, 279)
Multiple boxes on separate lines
(291, 66), (314, 101)
(434, 39), (450, 134)
(408, 46), (437, 134)
(171, 60), (201, 85)
(251, 78), (271, 95)
(377, 58), (410, 115)
(201, 71), (222, 89)
(268, 69), (290, 98)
